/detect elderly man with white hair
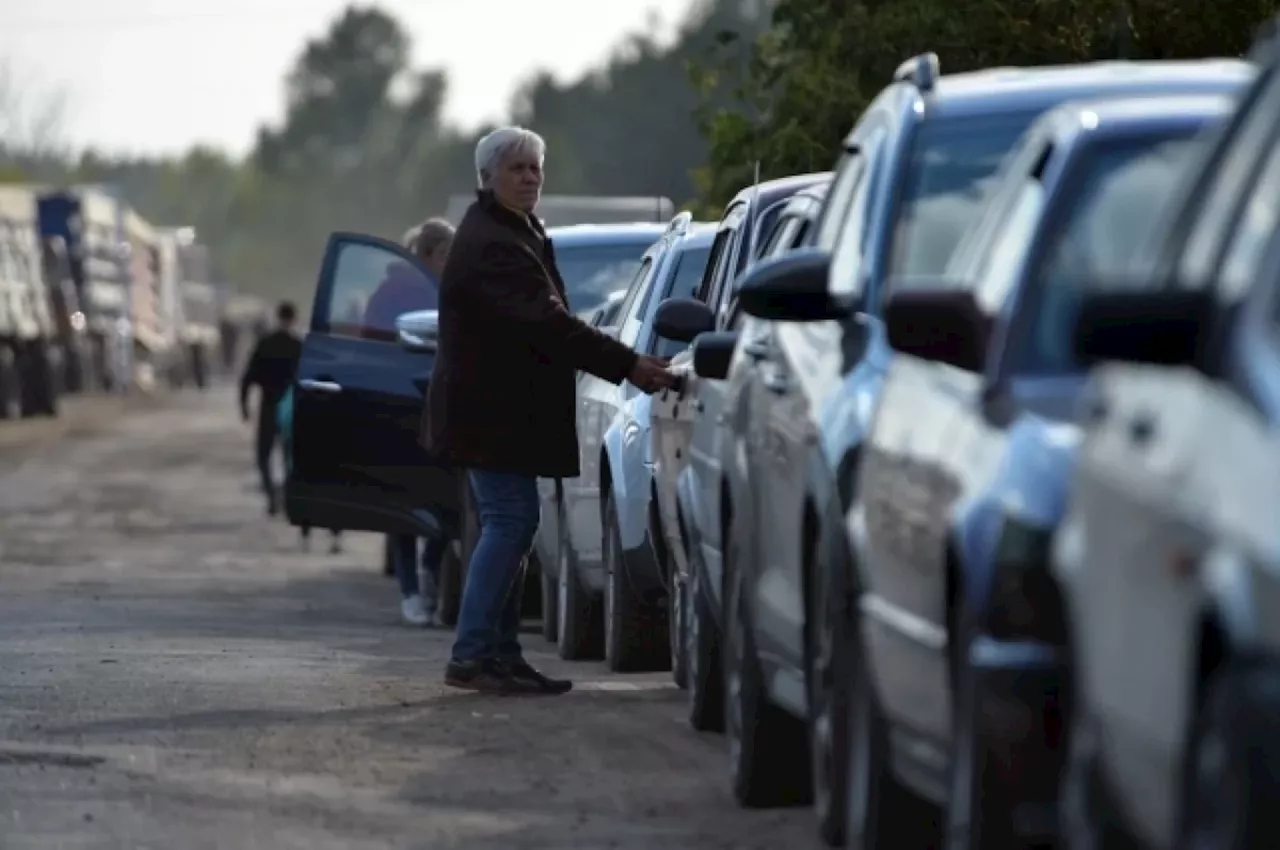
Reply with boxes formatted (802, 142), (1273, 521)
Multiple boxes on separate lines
(421, 125), (675, 695)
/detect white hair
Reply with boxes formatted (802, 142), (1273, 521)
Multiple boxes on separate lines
(474, 126), (546, 188)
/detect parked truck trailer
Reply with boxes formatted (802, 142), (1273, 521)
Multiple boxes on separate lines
(0, 184), (62, 419)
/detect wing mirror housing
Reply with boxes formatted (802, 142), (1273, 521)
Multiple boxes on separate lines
(654, 297), (716, 343)
(692, 331), (738, 380)
(396, 309), (439, 353)
(1072, 285), (1210, 368)
(737, 248), (852, 322)
(883, 277), (989, 372)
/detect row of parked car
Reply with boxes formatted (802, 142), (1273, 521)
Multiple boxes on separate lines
(280, 21), (1280, 850)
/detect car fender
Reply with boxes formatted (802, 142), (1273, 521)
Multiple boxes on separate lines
(953, 416), (1081, 612)
(602, 397), (654, 552)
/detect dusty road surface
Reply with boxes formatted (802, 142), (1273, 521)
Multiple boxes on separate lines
(0, 388), (818, 850)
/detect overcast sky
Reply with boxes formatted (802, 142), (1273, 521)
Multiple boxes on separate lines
(0, 0), (699, 157)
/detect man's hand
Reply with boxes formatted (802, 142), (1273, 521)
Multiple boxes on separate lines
(628, 355), (678, 394)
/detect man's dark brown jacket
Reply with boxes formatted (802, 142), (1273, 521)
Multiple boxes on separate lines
(421, 191), (638, 478)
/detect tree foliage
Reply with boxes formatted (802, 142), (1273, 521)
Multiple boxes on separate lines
(693, 0), (1280, 211)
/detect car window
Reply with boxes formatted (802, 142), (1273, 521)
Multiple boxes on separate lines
(828, 128), (887, 297)
(698, 204), (746, 306)
(816, 147), (868, 251)
(759, 214), (796, 258)
(649, 244), (713, 358)
(1019, 133), (1202, 373)
(764, 216), (804, 258)
(969, 177), (1046, 311)
(1218, 140), (1280, 304)
(553, 242), (650, 316)
(792, 219), (814, 249)
(323, 241), (437, 342)
(890, 114), (1038, 277)
(617, 256), (659, 348)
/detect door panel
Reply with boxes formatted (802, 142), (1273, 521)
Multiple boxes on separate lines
(288, 232), (459, 538)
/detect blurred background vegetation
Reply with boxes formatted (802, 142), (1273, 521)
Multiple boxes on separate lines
(0, 0), (1272, 308)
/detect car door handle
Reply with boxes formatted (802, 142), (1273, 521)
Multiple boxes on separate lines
(298, 378), (342, 394)
(742, 338), (770, 360)
(762, 370), (790, 394)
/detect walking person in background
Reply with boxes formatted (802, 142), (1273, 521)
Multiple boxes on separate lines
(422, 126), (676, 695)
(376, 218), (459, 627)
(239, 300), (302, 516)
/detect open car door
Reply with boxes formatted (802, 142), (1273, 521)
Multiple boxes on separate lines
(286, 231), (458, 539)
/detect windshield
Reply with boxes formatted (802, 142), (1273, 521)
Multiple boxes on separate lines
(1025, 132), (1203, 373)
(890, 116), (1036, 276)
(554, 242), (651, 314)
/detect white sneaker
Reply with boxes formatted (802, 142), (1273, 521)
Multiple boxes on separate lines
(401, 595), (429, 627)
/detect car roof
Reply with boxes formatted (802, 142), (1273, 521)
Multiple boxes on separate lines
(730, 172), (833, 208)
(924, 59), (1254, 122)
(1048, 92), (1237, 138)
(547, 221), (667, 248)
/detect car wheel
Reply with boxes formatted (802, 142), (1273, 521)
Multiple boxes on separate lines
(540, 555), (558, 643)
(686, 540), (724, 732)
(844, 604), (914, 849)
(603, 493), (668, 673)
(944, 633), (1016, 850)
(1180, 660), (1280, 850)
(556, 497), (601, 660)
(810, 552), (852, 846)
(724, 535), (810, 808)
(669, 570), (688, 689)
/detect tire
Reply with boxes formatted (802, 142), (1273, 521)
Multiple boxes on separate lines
(810, 547), (853, 846)
(687, 538), (724, 732)
(670, 570), (689, 689)
(1180, 660), (1280, 850)
(556, 496), (601, 660)
(603, 493), (669, 673)
(844, 605), (915, 849)
(724, 534), (811, 808)
(540, 556), (558, 643)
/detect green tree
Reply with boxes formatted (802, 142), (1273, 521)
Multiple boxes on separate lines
(694, 0), (1280, 212)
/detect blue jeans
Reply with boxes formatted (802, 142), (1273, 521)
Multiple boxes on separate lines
(451, 471), (539, 663)
(393, 535), (449, 614)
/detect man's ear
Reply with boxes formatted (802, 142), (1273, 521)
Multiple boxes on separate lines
(478, 169), (491, 185)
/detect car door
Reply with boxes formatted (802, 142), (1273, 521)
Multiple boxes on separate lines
(749, 129), (887, 681)
(651, 210), (744, 589)
(685, 207), (750, 604)
(565, 251), (659, 579)
(287, 231), (458, 538)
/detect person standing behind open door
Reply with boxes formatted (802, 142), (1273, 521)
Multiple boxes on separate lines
(239, 300), (302, 516)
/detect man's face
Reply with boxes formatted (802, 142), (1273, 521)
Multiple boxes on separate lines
(492, 148), (543, 213)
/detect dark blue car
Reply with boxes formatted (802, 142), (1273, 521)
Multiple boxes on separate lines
(285, 222), (662, 623)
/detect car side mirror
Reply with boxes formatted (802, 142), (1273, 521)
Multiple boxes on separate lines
(692, 331), (738, 380)
(737, 248), (852, 322)
(883, 278), (989, 372)
(1072, 286), (1210, 368)
(396, 309), (439, 353)
(654, 297), (715, 343)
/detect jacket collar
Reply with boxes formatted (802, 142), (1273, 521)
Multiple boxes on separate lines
(477, 189), (545, 239)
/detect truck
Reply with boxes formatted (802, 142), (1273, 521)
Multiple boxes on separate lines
(443, 194), (675, 228)
(0, 184), (62, 419)
(156, 227), (219, 389)
(38, 186), (133, 392)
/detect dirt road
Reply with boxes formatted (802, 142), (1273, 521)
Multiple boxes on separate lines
(0, 388), (815, 849)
